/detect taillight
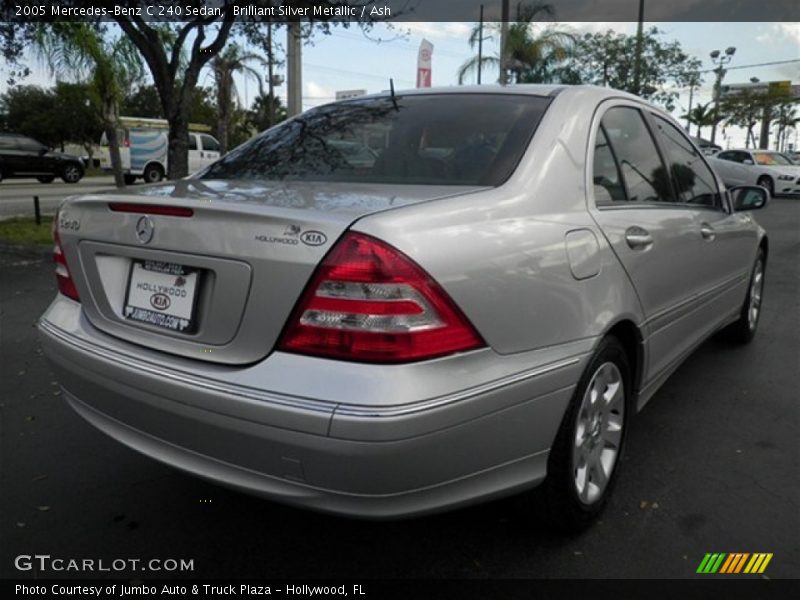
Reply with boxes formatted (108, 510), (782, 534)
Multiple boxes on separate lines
(52, 214), (79, 302)
(278, 232), (484, 363)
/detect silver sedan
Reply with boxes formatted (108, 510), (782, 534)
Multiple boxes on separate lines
(39, 85), (769, 530)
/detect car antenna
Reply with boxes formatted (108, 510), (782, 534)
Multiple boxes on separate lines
(389, 78), (399, 111)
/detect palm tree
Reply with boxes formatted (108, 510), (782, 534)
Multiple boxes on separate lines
(774, 103), (798, 152)
(681, 102), (717, 139)
(457, 3), (574, 85)
(34, 23), (143, 187)
(212, 44), (268, 154)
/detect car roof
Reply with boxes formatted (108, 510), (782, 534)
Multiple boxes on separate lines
(329, 83), (647, 106)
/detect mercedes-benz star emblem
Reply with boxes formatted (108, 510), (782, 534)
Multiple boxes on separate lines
(135, 216), (155, 244)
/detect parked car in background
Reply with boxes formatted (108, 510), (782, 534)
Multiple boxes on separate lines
(0, 132), (85, 183)
(40, 85), (769, 530)
(709, 149), (800, 197)
(98, 117), (221, 184)
(691, 137), (722, 156)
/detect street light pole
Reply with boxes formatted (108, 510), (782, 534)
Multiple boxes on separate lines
(709, 46), (736, 145)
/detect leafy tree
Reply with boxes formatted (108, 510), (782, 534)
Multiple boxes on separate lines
(558, 28), (702, 111)
(0, 83), (103, 155)
(121, 84), (164, 119)
(34, 22), (144, 187)
(458, 3), (574, 85)
(247, 92), (288, 133)
(680, 102), (718, 140)
(720, 92), (766, 148)
(0, 85), (61, 145)
(211, 44), (268, 154)
(53, 81), (104, 157)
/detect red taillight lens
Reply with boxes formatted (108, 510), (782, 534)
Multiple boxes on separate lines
(278, 232), (484, 363)
(52, 216), (79, 302)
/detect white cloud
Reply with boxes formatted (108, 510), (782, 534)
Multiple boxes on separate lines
(303, 81), (336, 108)
(562, 22), (636, 36)
(402, 22), (472, 41)
(756, 22), (800, 46)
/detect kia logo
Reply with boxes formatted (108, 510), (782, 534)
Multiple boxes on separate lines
(135, 216), (155, 244)
(150, 293), (171, 311)
(300, 230), (327, 246)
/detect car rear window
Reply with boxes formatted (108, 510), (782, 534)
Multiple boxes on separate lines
(201, 94), (551, 186)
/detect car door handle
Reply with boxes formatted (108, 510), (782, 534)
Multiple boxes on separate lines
(625, 226), (653, 250)
(700, 223), (716, 242)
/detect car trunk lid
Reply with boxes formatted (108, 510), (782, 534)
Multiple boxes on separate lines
(57, 179), (485, 364)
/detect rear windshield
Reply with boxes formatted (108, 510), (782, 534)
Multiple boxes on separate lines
(201, 94), (551, 186)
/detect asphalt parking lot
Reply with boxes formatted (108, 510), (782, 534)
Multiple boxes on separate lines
(1, 199), (798, 581)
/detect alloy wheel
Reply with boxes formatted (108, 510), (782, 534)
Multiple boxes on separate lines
(571, 361), (625, 505)
(748, 258), (764, 331)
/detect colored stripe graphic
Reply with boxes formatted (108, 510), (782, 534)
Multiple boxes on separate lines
(697, 553), (727, 573)
(744, 553), (773, 574)
(698, 552), (773, 574)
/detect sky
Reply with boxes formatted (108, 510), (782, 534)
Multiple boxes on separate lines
(4, 21), (799, 149)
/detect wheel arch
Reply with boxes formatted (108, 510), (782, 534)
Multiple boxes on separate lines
(601, 319), (645, 407)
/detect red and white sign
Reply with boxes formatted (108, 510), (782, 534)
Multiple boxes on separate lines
(416, 39), (434, 88)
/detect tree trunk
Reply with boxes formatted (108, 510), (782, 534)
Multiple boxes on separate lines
(166, 113), (190, 181)
(102, 98), (125, 188)
(758, 105), (772, 150)
(217, 74), (230, 155)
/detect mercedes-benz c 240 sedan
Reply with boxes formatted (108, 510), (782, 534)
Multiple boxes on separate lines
(40, 86), (769, 529)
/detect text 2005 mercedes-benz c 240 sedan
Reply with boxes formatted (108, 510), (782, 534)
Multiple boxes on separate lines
(40, 86), (769, 529)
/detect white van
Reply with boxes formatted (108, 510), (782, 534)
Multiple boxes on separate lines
(99, 117), (221, 184)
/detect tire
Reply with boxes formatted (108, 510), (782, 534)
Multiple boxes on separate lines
(757, 175), (774, 199)
(37, 175), (55, 184)
(541, 335), (631, 532)
(124, 174), (137, 185)
(61, 162), (84, 183)
(143, 163), (164, 184)
(724, 249), (766, 344)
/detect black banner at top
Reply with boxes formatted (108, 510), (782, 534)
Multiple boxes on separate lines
(2, 0), (799, 23)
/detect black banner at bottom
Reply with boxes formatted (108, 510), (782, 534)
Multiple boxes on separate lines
(4, 579), (800, 600)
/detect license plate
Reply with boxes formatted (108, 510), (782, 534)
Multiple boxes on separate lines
(124, 261), (200, 332)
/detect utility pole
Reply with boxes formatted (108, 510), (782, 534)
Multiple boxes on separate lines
(499, 0), (509, 85)
(477, 4), (484, 85)
(267, 21), (275, 127)
(287, 22), (302, 117)
(632, 0), (645, 96)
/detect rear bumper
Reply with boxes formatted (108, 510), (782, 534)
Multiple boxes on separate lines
(39, 296), (588, 518)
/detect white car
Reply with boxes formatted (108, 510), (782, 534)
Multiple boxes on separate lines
(709, 149), (800, 197)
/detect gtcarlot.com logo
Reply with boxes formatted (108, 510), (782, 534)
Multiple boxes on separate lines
(696, 552), (773, 574)
(14, 554), (194, 573)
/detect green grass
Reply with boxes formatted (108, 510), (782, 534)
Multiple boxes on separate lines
(0, 216), (53, 246)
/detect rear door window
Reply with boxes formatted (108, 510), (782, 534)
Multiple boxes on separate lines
(652, 116), (720, 208)
(600, 107), (675, 204)
(188, 135), (198, 151)
(592, 126), (627, 203)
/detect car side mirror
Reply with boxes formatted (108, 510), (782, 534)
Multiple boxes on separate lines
(730, 185), (769, 211)
(742, 159), (754, 165)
